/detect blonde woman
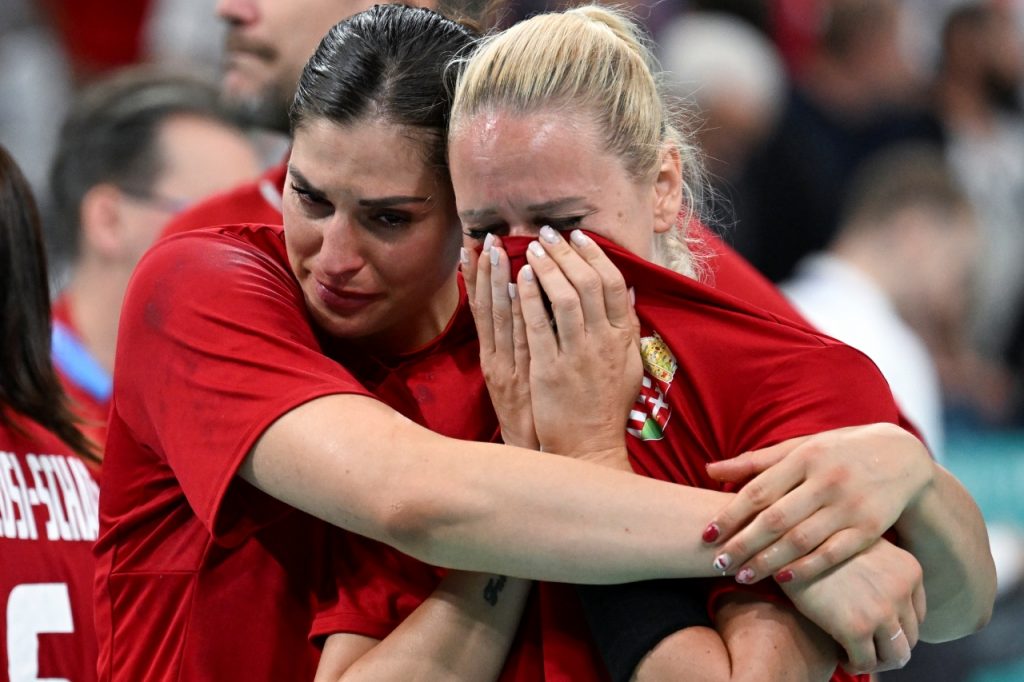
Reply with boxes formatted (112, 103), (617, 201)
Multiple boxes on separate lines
(315, 5), (994, 681)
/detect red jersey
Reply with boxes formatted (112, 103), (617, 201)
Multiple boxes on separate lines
(159, 161), (287, 239)
(95, 223), (375, 681)
(0, 410), (100, 682)
(313, 234), (888, 681)
(51, 296), (111, 450)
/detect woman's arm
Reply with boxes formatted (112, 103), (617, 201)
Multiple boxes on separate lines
(244, 394), (731, 583)
(703, 425), (996, 642)
(633, 594), (837, 682)
(315, 571), (531, 682)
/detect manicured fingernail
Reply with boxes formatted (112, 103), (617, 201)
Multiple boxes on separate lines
(521, 264), (534, 282)
(570, 229), (590, 247)
(775, 570), (794, 584)
(508, 283), (517, 299)
(712, 553), (731, 573)
(702, 523), (720, 543)
(483, 233), (495, 253)
(736, 568), (755, 584)
(528, 241), (546, 258)
(539, 225), (559, 244)
(629, 287), (635, 305)
(459, 247), (469, 266)
(490, 246), (500, 266)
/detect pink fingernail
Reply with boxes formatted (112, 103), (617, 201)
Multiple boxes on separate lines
(736, 568), (755, 584)
(702, 524), (720, 543)
(712, 553), (731, 573)
(776, 570), (794, 583)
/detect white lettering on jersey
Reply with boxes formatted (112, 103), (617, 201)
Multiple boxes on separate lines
(0, 452), (97, 542)
(6, 582), (73, 682)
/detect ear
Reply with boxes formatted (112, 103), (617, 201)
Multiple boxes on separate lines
(78, 184), (127, 260)
(652, 143), (684, 235)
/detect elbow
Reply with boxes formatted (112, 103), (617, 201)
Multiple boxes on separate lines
(374, 485), (483, 566)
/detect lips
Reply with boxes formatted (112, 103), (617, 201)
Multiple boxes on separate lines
(314, 279), (382, 315)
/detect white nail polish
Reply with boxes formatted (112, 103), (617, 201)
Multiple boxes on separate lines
(570, 229), (589, 247)
(540, 225), (559, 244)
(507, 283), (517, 299)
(521, 264), (535, 282)
(528, 241), (545, 258)
(490, 246), (499, 266)
(713, 553), (732, 573)
(459, 247), (469, 266)
(629, 287), (636, 305)
(483, 233), (495, 253)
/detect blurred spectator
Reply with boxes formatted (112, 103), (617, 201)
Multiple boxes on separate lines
(47, 68), (261, 447)
(733, 0), (944, 282)
(659, 11), (786, 224)
(0, 0), (72, 199)
(937, 2), (1024, 357)
(782, 144), (976, 457)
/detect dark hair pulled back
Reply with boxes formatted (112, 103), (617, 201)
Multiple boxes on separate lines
(289, 4), (477, 172)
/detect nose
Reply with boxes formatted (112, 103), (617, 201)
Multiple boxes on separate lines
(508, 224), (541, 238)
(217, 0), (257, 25)
(317, 217), (366, 279)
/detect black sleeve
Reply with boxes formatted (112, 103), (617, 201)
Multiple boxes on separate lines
(576, 579), (713, 682)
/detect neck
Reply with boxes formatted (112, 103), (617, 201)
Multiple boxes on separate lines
(61, 256), (133, 373)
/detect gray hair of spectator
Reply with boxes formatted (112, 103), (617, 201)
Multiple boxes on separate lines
(659, 12), (786, 124)
(48, 67), (238, 259)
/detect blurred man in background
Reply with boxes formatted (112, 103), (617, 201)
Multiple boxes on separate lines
(48, 68), (260, 447)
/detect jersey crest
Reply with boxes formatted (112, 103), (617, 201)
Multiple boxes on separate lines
(628, 332), (677, 441)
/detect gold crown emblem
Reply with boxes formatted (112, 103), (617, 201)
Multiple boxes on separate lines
(640, 333), (677, 384)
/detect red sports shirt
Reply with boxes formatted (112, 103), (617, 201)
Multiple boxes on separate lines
(312, 234), (889, 681)
(94, 223), (375, 681)
(0, 410), (100, 682)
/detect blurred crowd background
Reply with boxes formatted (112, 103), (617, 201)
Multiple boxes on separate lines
(2, 0), (1023, 680)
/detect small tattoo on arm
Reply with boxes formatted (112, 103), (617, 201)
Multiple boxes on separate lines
(484, 575), (508, 606)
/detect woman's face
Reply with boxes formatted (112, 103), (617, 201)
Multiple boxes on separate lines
(285, 117), (461, 351)
(448, 108), (681, 257)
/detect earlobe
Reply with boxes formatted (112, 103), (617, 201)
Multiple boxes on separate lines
(652, 144), (684, 235)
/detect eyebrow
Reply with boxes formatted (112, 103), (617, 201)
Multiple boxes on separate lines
(460, 196), (589, 220)
(288, 164), (431, 207)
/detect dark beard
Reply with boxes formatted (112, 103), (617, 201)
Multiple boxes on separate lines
(221, 85), (293, 134)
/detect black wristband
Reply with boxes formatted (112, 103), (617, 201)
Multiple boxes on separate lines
(576, 579), (712, 682)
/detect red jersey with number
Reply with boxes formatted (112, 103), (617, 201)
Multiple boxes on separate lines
(95, 223), (377, 681)
(0, 410), (99, 682)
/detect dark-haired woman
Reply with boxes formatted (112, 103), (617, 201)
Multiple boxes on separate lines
(0, 144), (100, 681)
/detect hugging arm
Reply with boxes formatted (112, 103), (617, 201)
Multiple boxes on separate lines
(703, 426), (996, 642)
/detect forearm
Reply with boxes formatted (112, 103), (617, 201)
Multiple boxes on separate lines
(896, 464), (996, 641)
(633, 595), (836, 682)
(245, 394), (730, 583)
(324, 571), (530, 682)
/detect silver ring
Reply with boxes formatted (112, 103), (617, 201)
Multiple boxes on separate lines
(889, 626), (904, 642)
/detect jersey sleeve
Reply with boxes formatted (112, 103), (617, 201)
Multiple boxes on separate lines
(113, 230), (372, 543)
(311, 531), (445, 643)
(728, 344), (902, 457)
